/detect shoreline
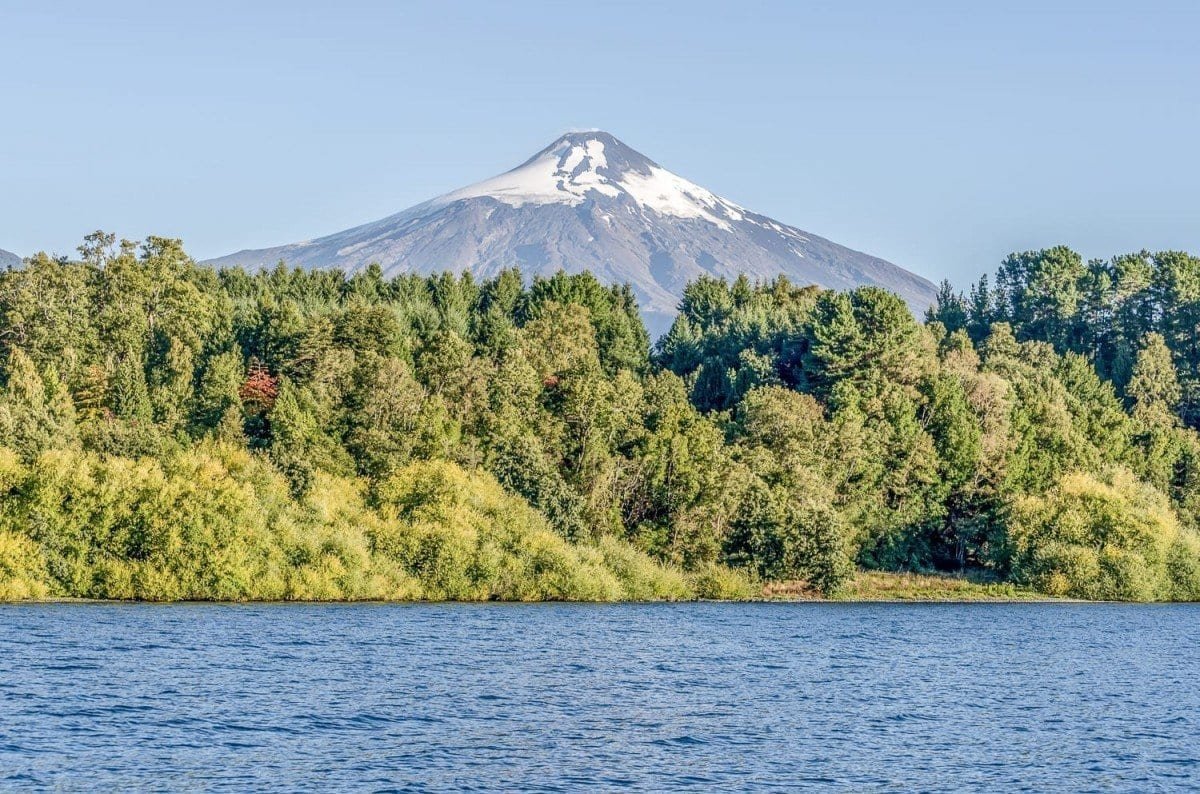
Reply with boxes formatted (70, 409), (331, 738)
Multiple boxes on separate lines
(0, 571), (1099, 605)
(0, 597), (1120, 605)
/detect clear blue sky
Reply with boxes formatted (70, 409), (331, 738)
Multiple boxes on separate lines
(2, 0), (1197, 288)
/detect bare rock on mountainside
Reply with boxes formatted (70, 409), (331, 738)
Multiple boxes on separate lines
(205, 131), (937, 336)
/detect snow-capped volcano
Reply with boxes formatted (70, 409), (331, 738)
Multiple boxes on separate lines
(424, 131), (746, 230)
(205, 131), (936, 335)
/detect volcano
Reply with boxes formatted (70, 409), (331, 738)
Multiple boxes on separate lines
(205, 131), (936, 336)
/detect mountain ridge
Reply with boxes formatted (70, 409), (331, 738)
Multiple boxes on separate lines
(205, 131), (937, 335)
(0, 249), (20, 269)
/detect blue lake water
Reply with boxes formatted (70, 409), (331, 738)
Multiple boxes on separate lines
(1, 603), (1197, 791)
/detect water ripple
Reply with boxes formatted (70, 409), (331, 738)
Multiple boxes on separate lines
(0, 603), (1197, 791)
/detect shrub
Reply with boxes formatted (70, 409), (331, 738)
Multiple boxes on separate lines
(0, 531), (50, 600)
(689, 561), (758, 600)
(370, 460), (693, 601)
(1008, 468), (1200, 600)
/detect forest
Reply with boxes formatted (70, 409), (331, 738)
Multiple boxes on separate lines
(1, 232), (1199, 601)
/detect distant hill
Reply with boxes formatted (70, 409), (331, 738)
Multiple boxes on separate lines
(205, 131), (937, 336)
(0, 248), (20, 269)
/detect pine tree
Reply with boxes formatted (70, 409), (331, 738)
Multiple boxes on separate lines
(72, 363), (109, 421)
(0, 349), (76, 457)
(926, 279), (968, 333)
(108, 353), (153, 421)
(192, 351), (244, 436)
(1127, 333), (1181, 422)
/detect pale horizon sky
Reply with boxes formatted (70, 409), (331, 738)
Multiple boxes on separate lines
(2, 0), (1198, 289)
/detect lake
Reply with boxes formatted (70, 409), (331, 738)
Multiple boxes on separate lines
(1, 603), (1196, 791)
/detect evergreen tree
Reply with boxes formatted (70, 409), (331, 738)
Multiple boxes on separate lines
(1127, 333), (1182, 421)
(1, 232), (1200, 602)
(0, 350), (76, 457)
(108, 353), (153, 422)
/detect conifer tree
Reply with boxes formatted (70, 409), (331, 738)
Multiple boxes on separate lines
(108, 353), (153, 422)
(1128, 333), (1182, 422)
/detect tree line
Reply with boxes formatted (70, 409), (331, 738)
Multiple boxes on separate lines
(0, 232), (1198, 600)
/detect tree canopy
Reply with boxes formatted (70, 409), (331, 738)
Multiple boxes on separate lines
(1, 235), (1200, 601)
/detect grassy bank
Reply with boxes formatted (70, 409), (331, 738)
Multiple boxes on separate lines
(763, 571), (1052, 602)
(2, 570), (1059, 604)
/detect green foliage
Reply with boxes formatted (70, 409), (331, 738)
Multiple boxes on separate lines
(192, 350), (245, 439)
(722, 475), (854, 595)
(3, 233), (1200, 602)
(268, 378), (354, 495)
(963, 247), (1200, 426)
(804, 287), (927, 398)
(0, 350), (78, 458)
(367, 460), (689, 601)
(656, 275), (818, 410)
(0, 446), (687, 602)
(1127, 332), (1181, 421)
(1008, 469), (1200, 600)
(688, 561), (758, 600)
(108, 353), (153, 421)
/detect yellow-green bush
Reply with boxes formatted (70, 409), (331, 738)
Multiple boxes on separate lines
(593, 535), (691, 600)
(688, 561), (759, 600)
(0, 531), (50, 600)
(1166, 531), (1200, 601)
(372, 461), (692, 601)
(1008, 468), (1200, 600)
(0, 447), (695, 602)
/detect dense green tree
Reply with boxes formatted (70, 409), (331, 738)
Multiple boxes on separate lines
(1127, 333), (1182, 421)
(191, 350), (245, 438)
(803, 287), (928, 399)
(267, 378), (353, 494)
(0, 350), (77, 458)
(995, 246), (1087, 349)
(960, 248), (1200, 429)
(108, 353), (153, 422)
(1, 233), (1200, 602)
(342, 357), (427, 479)
(622, 373), (734, 567)
(926, 279), (968, 334)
